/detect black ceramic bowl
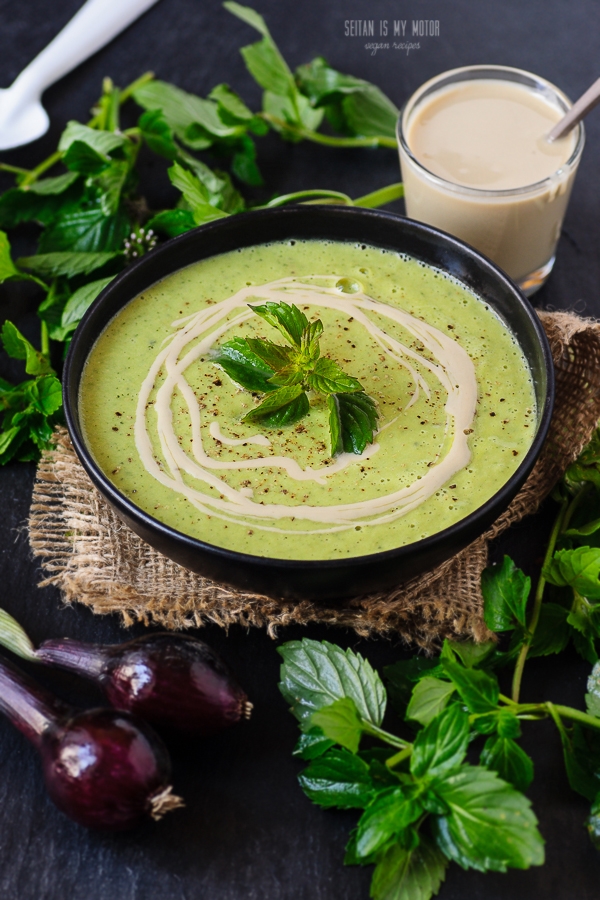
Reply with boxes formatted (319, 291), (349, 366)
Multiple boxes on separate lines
(64, 206), (554, 601)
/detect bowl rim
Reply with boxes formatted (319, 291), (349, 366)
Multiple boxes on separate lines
(63, 205), (555, 575)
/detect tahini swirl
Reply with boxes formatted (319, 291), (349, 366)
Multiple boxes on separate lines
(134, 277), (477, 534)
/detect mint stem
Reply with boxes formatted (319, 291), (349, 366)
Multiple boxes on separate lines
(259, 112), (398, 148)
(551, 702), (600, 730)
(511, 494), (570, 702)
(261, 189), (353, 209)
(258, 183), (404, 211)
(119, 71), (154, 104)
(385, 746), (413, 768)
(18, 72), (155, 188)
(20, 151), (63, 187)
(40, 321), (50, 358)
(546, 701), (569, 741)
(362, 721), (410, 749)
(503, 698), (600, 730)
(353, 183), (404, 207)
(0, 163), (31, 177)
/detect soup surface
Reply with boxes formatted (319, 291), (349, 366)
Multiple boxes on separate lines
(80, 240), (536, 560)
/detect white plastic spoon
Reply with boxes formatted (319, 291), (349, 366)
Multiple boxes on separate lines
(547, 76), (600, 142)
(0, 0), (160, 151)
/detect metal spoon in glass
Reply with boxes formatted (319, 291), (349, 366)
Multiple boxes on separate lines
(547, 76), (600, 142)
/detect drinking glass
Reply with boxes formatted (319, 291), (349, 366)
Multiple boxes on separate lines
(397, 65), (585, 295)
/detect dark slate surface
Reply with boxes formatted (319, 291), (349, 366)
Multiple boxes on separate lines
(0, 1), (599, 897)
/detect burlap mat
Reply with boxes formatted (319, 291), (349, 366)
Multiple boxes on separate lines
(27, 311), (600, 650)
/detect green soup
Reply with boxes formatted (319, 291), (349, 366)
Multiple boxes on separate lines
(80, 240), (536, 560)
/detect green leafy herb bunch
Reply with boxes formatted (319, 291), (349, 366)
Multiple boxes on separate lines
(212, 300), (379, 454)
(277, 424), (600, 899)
(0, 1), (403, 465)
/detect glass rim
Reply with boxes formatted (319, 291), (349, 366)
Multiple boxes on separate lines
(397, 64), (585, 199)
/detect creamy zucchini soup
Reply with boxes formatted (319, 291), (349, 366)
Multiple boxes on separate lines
(80, 240), (536, 560)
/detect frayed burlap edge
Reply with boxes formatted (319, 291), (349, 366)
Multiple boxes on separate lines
(28, 311), (600, 650)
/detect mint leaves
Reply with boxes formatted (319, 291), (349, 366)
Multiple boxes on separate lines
(298, 749), (373, 809)
(410, 705), (470, 780)
(278, 639), (387, 728)
(482, 555), (531, 632)
(369, 839), (448, 900)
(0, 320), (62, 463)
(0, 2), (404, 465)
(478, 424), (600, 673)
(431, 765), (542, 872)
(544, 547), (600, 599)
(226, 2), (399, 147)
(329, 391), (379, 455)
(276, 473), (600, 898)
(213, 301), (379, 454)
(243, 384), (310, 428)
(278, 638), (545, 899)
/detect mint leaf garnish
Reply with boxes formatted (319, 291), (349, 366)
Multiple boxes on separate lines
(328, 391), (378, 455)
(212, 337), (277, 393)
(307, 357), (363, 394)
(242, 384), (309, 426)
(214, 300), (378, 454)
(244, 336), (295, 370)
(250, 300), (309, 347)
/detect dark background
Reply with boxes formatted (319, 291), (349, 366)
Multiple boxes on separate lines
(0, 0), (598, 897)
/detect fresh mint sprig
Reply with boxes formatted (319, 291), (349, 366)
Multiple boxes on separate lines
(274, 426), (600, 899)
(212, 301), (378, 454)
(0, 322), (62, 463)
(278, 638), (546, 900)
